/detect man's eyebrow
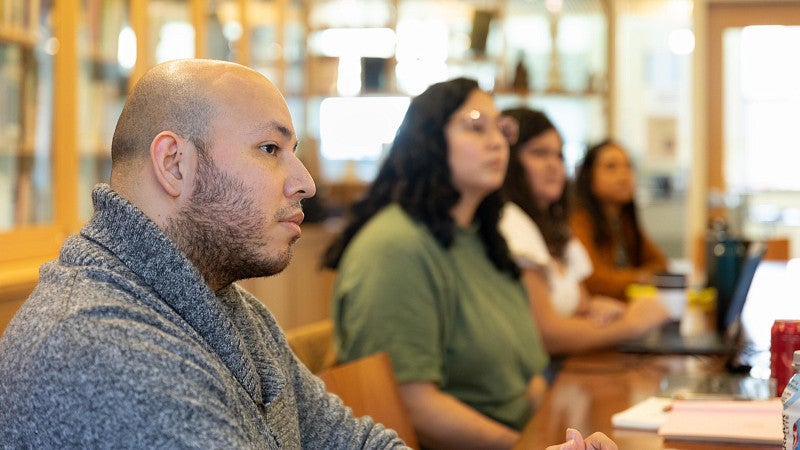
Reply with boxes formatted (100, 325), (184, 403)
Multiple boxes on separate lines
(270, 121), (299, 152)
(273, 121), (294, 139)
(254, 120), (294, 140)
(252, 121), (298, 151)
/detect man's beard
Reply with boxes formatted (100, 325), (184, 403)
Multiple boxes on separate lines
(164, 158), (297, 290)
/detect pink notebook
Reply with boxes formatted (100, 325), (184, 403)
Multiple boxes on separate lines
(657, 398), (782, 445)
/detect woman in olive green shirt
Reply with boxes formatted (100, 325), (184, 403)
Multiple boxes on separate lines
(323, 78), (548, 449)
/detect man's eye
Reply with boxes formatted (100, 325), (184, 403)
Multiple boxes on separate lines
(259, 144), (279, 155)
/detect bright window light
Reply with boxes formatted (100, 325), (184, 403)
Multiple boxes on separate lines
(222, 21), (243, 42)
(394, 20), (449, 94)
(118, 26), (137, 70)
(395, 20), (448, 62)
(310, 28), (396, 57)
(505, 16), (550, 53)
(558, 16), (595, 53)
(724, 26), (800, 191)
(156, 22), (195, 63)
(319, 97), (410, 160)
(337, 56), (362, 96)
(395, 60), (448, 95)
(668, 28), (695, 55)
(741, 26), (800, 98)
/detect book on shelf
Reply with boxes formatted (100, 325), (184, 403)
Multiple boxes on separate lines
(1, 0), (38, 32)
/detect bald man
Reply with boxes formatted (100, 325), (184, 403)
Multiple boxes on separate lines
(0, 60), (406, 448)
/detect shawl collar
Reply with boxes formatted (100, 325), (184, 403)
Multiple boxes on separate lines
(77, 184), (262, 405)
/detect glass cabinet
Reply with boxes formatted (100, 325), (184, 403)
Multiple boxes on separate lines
(78, 0), (131, 219)
(0, 0), (301, 297)
(0, 0), (59, 298)
(0, 1), (52, 230)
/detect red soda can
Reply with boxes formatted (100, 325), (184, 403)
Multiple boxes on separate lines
(771, 320), (800, 396)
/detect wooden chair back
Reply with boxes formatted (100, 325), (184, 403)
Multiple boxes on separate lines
(317, 352), (419, 449)
(763, 237), (790, 261)
(285, 319), (337, 374)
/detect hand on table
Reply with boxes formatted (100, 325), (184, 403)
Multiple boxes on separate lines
(585, 296), (626, 326)
(545, 428), (618, 450)
(624, 296), (670, 335)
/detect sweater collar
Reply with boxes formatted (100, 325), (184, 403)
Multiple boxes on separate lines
(79, 184), (262, 404)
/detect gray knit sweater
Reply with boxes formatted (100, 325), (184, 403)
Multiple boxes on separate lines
(0, 185), (407, 449)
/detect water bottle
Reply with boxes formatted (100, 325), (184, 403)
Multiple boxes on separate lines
(782, 350), (800, 450)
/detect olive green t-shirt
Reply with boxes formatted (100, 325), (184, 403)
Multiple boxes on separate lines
(332, 204), (549, 430)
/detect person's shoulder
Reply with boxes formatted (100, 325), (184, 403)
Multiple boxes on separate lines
(0, 274), (217, 402)
(565, 237), (593, 274)
(340, 204), (445, 274)
(500, 202), (550, 265)
(500, 202), (541, 233)
(356, 204), (435, 250)
(501, 202), (529, 225)
(4, 263), (189, 357)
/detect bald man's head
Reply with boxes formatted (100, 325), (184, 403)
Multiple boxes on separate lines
(113, 61), (207, 169)
(111, 59), (271, 177)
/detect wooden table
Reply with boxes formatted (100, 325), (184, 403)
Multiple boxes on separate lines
(514, 350), (779, 449)
(515, 260), (800, 449)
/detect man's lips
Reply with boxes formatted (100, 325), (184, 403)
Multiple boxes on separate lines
(281, 211), (305, 226)
(279, 211), (305, 237)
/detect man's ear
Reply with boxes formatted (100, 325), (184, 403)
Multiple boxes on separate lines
(150, 131), (192, 197)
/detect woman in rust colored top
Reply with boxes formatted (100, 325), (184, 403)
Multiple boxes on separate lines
(571, 139), (668, 300)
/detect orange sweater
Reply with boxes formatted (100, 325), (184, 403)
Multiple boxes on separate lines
(569, 208), (668, 300)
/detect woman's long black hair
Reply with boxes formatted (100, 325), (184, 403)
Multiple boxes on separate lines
(501, 107), (571, 260)
(322, 77), (519, 278)
(573, 139), (644, 265)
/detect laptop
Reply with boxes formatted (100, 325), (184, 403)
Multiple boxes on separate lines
(618, 241), (766, 355)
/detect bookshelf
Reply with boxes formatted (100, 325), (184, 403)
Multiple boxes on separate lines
(0, 0), (328, 333)
(0, 0), (42, 231)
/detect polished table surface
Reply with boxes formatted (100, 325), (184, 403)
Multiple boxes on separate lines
(514, 260), (799, 450)
(513, 351), (779, 450)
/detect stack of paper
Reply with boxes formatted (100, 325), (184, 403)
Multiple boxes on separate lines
(612, 396), (782, 445)
(658, 398), (782, 445)
(611, 396), (672, 431)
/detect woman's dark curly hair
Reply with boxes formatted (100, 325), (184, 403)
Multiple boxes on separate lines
(574, 139), (644, 265)
(322, 77), (519, 278)
(501, 107), (571, 260)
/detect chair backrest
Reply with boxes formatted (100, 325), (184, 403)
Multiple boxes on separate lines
(317, 352), (419, 449)
(763, 237), (790, 261)
(285, 319), (337, 374)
